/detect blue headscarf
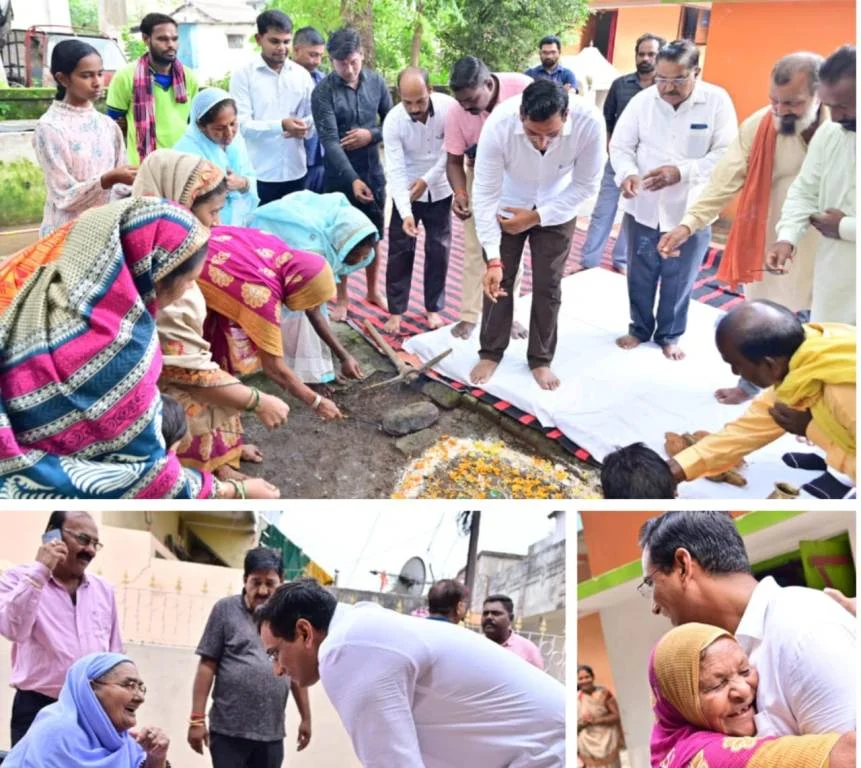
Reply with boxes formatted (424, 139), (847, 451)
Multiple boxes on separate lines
(173, 87), (259, 226)
(4, 653), (147, 768)
(250, 191), (378, 283)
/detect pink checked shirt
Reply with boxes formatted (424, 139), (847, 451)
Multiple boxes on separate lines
(0, 562), (123, 698)
(502, 632), (545, 670)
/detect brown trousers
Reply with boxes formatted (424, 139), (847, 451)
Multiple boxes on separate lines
(478, 217), (576, 369)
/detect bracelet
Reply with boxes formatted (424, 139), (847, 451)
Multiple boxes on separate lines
(486, 259), (503, 270)
(190, 712), (206, 719)
(189, 719), (206, 727)
(454, 187), (468, 198)
(244, 387), (261, 412)
(227, 479), (247, 500)
(310, 393), (323, 410)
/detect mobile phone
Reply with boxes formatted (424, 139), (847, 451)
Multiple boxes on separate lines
(42, 529), (62, 545)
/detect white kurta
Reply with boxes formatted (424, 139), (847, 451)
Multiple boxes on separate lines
(776, 121), (856, 323)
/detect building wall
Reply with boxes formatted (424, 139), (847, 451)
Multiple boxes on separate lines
(185, 23), (256, 83)
(580, 511), (656, 575)
(0, 641), (361, 767)
(102, 510), (181, 547)
(485, 539), (566, 618)
(184, 515), (257, 569)
(703, 0), (855, 123)
(577, 611), (617, 694)
(611, 5), (682, 73)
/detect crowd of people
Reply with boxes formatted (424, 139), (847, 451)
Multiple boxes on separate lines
(578, 511), (857, 768)
(0, 511), (565, 767)
(0, 8), (855, 498)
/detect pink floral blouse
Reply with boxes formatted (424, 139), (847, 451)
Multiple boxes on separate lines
(32, 101), (126, 235)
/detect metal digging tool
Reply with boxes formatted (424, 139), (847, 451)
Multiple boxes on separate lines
(363, 320), (452, 390)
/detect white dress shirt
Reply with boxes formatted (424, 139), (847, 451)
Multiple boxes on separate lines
(609, 81), (737, 231)
(473, 93), (606, 261)
(734, 576), (856, 737)
(382, 92), (455, 220)
(229, 55), (315, 183)
(319, 603), (565, 768)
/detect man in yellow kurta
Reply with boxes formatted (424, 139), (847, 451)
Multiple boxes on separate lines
(669, 300), (855, 488)
(658, 53), (827, 405)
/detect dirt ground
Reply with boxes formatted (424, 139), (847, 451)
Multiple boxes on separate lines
(238, 323), (598, 499)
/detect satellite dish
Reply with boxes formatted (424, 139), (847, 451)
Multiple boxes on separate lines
(394, 556), (427, 596)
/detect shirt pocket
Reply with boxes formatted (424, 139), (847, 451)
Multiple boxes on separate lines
(686, 123), (711, 158)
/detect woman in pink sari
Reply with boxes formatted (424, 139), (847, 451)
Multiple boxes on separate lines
(197, 226), (341, 421)
(649, 622), (855, 768)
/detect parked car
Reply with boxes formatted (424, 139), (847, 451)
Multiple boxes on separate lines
(1, 25), (127, 89)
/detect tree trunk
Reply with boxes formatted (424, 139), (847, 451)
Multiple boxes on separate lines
(340, 0), (375, 69)
(410, 1), (424, 67)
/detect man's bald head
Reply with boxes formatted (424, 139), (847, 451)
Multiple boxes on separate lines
(398, 67), (432, 120)
(715, 301), (805, 388)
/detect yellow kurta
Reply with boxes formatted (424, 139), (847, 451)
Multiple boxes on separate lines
(681, 106), (824, 313)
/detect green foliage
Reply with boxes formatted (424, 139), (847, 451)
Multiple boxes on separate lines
(0, 88), (55, 120)
(265, 0), (586, 84)
(0, 159), (46, 227)
(69, 0), (99, 30)
(121, 26), (148, 61)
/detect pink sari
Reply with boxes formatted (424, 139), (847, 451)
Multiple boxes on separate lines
(197, 226), (335, 375)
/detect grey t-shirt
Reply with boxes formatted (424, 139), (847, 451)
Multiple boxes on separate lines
(196, 594), (290, 741)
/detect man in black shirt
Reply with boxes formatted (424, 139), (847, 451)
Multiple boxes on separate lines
(580, 33), (665, 273)
(311, 27), (392, 319)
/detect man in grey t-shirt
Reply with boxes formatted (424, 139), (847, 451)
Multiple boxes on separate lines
(188, 547), (312, 768)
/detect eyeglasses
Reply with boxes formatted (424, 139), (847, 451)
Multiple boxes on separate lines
(636, 568), (661, 598)
(62, 529), (103, 551)
(655, 75), (693, 87)
(92, 679), (147, 695)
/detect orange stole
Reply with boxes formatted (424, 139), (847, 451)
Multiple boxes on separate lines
(716, 112), (777, 289)
(0, 222), (75, 314)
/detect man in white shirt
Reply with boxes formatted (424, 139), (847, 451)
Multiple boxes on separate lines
(610, 39), (737, 361)
(382, 68), (456, 335)
(767, 45), (856, 325)
(230, 10), (315, 206)
(638, 511), (856, 737)
(470, 79), (605, 391)
(256, 579), (565, 768)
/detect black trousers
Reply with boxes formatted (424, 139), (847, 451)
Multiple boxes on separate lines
(386, 196), (453, 315)
(11, 689), (57, 746)
(257, 177), (308, 206)
(210, 731), (284, 768)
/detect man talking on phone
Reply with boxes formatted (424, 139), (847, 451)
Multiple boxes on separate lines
(470, 79), (605, 391)
(0, 511), (122, 745)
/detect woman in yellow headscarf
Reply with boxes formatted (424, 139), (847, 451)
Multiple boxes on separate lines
(649, 622), (855, 768)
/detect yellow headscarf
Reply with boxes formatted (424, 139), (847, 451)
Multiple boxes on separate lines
(775, 323), (856, 455)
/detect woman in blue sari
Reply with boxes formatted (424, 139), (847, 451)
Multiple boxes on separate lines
(174, 87), (259, 226)
(4, 652), (171, 768)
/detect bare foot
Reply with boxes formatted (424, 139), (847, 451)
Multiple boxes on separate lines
(330, 303), (348, 323)
(366, 289), (387, 311)
(662, 344), (686, 361)
(382, 314), (402, 334)
(532, 366), (560, 390)
(215, 465), (249, 481)
(715, 386), (753, 405)
(616, 334), (642, 350)
(451, 320), (476, 339)
(511, 320), (528, 340)
(241, 443), (264, 464)
(426, 312), (443, 330)
(469, 358), (499, 386)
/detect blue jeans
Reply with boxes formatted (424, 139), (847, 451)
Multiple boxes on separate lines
(625, 214), (711, 347)
(580, 160), (627, 269)
(304, 163), (326, 194)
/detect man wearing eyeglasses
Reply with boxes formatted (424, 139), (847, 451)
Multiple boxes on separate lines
(610, 39), (737, 361)
(0, 510), (122, 745)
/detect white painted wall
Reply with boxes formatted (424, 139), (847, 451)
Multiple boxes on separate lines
(0, 641), (362, 768)
(185, 23), (255, 84)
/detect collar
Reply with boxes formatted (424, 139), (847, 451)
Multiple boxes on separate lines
(333, 69), (366, 89)
(652, 80), (707, 107)
(256, 54), (292, 75)
(734, 576), (780, 645)
(49, 571), (90, 590)
(542, 64), (560, 74)
(408, 96), (435, 122)
(426, 614), (451, 622)
(513, 105), (574, 137)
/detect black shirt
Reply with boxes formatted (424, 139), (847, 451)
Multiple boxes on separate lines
(603, 72), (649, 136)
(311, 68), (393, 186)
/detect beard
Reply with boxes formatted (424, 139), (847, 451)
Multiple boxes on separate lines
(775, 100), (820, 135)
(636, 61), (655, 74)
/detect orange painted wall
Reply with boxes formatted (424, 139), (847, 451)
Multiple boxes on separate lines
(611, 6), (682, 73)
(578, 612), (618, 694)
(704, 0), (856, 123)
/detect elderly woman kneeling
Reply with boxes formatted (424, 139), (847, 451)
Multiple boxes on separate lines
(650, 623), (855, 768)
(5, 652), (170, 767)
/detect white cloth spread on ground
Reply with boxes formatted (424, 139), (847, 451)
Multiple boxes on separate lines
(405, 269), (829, 499)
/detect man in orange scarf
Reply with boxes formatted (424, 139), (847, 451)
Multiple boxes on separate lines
(668, 300), (855, 492)
(658, 53), (827, 404)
